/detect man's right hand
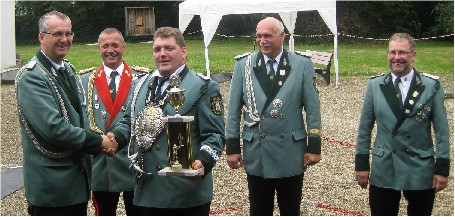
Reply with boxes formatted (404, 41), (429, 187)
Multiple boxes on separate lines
(355, 171), (369, 189)
(101, 134), (117, 156)
(226, 153), (243, 169)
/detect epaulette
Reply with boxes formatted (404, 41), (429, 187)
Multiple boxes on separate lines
(79, 67), (98, 75)
(197, 73), (211, 81)
(131, 65), (151, 74)
(295, 51), (312, 58)
(421, 72), (439, 80)
(370, 73), (385, 79)
(234, 52), (251, 61)
(134, 73), (148, 80)
(26, 61), (37, 70)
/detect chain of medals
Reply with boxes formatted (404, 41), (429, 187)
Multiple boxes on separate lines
(15, 63), (75, 159)
(243, 55), (261, 127)
(86, 71), (104, 134)
(128, 73), (167, 177)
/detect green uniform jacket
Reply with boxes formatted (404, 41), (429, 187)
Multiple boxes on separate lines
(80, 64), (147, 192)
(113, 67), (225, 208)
(356, 71), (450, 190)
(15, 51), (102, 207)
(226, 50), (322, 178)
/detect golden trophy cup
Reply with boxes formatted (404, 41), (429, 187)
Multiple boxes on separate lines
(158, 74), (199, 176)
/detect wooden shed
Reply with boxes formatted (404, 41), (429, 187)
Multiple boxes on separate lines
(125, 7), (155, 36)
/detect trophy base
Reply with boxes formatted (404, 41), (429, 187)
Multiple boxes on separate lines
(171, 164), (182, 171)
(162, 115), (194, 123)
(158, 167), (201, 176)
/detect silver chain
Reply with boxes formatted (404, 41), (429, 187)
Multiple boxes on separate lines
(243, 55), (261, 127)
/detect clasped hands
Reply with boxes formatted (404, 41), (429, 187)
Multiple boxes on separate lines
(101, 132), (118, 156)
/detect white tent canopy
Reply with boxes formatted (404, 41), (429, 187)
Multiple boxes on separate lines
(179, 0), (339, 86)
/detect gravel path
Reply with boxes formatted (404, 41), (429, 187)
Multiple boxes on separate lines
(1, 75), (453, 216)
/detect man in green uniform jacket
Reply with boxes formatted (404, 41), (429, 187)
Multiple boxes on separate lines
(110, 27), (225, 215)
(355, 33), (450, 215)
(15, 11), (117, 216)
(80, 28), (147, 216)
(225, 17), (322, 215)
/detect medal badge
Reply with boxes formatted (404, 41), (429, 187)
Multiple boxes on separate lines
(273, 99), (283, 108)
(270, 110), (279, 118)
(270, 99), (282, 118)
(211, 96), (223, 116)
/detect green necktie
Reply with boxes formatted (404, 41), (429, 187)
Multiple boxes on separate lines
(394, 77), (403, 108)
(109, 71), (118, 101)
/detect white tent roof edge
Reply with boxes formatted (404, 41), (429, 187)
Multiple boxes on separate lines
(179, 0), (339, 87)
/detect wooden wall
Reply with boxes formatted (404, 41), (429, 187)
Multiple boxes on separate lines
(125, 7), (155, 36)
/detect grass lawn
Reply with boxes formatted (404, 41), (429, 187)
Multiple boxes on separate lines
(16, 38), (453, 77)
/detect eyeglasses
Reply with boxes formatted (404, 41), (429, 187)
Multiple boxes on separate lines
(41, 31), (74, 39)
(387, 50), (413, 57)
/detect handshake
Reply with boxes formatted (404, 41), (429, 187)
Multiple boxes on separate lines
(101, 132), (118, 156)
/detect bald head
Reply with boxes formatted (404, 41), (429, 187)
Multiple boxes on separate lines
(257, 17), (285, 35)
(255, 17), (285, 59)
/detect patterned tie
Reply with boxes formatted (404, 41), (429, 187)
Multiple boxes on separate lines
(394, 77), (403, 107)
(267, 59), (276, 79)
(109, 71), (118, 101)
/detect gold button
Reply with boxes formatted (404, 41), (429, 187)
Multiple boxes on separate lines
(155, 144), (160, 150)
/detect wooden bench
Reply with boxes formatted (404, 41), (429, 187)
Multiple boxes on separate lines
(305, 50), (333, 85)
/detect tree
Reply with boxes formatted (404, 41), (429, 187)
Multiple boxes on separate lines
(428, 2), (454, 36)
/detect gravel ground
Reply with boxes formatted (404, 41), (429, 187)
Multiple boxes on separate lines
(1, 75), (453, 216)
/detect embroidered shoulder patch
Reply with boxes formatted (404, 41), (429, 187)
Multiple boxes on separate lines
(197, 73), (210, 81)
(210, 96), (223, 116)
(370, 73), (385, 79)
(295, 51), (312, 58)
(422, 73), (439, 80)
(234, 52), (251, 61)
(26, 61), (37, 70)
(79, 67), (97, 75)
(131, 65), (151, 74)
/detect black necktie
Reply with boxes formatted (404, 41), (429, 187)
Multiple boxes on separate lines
(57, 66), (79, 112)
(267, 59), (276, 80)
(156, 76), (169, 97)
(57, 67), (68, 83)
(109, 71), (118, 101)
(394, 77), (403, 107)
